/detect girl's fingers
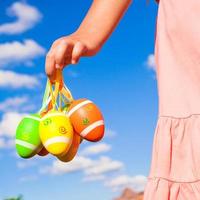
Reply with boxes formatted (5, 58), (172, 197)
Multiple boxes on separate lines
(46, 41), (71, 79)
(46, 40), (87, 79)
(54, 41), (71, 68)
(71, 42), (87, 64)
(45, 49), (56, 79)
(63, 55), (72, 66)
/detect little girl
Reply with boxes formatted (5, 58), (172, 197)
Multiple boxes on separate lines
(45, 0), (200, 199)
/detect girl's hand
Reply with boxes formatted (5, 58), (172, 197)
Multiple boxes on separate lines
(45, 0), (132, 81)
(45, 32), (99, 80)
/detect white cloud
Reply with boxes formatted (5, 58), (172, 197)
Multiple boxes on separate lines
(19, 175), (38, 182)
(82, 174), (106, 182)
(0, 96), (30, 112)
(0, 96), (36, 112)
(0, 138), (6, 148)
(0, 137), (14, 148)
(41, 156), (124, 179)
(0, 40), (45, 67)
(0, 112), (27, 138)
(0, 2), (42, 35)
(0, 70), (40, 89)
(105, 128), (117, 138)
(80, 143), (111, 156)
(146, 54), (156, 71)
(17, 160), (37, 169)
(105, 174), (147, 192)
(84, 156), (124, 176)
(40, 156), (93, 175)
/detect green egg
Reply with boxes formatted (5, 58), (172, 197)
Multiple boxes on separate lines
(15, 114), (42, 158)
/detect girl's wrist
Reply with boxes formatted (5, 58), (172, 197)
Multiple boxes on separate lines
(73, 30), (102, 56)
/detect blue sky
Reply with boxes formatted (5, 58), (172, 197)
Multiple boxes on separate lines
(0, 1), (158, 199)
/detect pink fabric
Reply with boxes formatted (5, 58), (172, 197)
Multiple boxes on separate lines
(144, 0), (200, 199)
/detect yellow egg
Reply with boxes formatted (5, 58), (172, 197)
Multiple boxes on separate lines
(39, 111), (73, 155)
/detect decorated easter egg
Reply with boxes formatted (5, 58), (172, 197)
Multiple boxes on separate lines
(39, 111), (73, 155)
(15, 114), (42, 158)
(68, 99), (105, 142)
(57, 131), (81, 162)
(37, 147), (49, 156)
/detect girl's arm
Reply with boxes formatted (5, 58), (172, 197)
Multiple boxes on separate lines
(46, 0), (132, 79)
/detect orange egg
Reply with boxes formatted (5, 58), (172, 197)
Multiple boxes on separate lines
(68, 99), (105, 142)
(37, 147), (49, 156)
(57, 131), (81, 162)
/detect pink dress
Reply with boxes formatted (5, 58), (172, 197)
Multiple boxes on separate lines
(143, 0), (200, 199)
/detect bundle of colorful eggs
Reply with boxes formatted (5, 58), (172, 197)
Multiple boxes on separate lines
(15, 70), (105, 162)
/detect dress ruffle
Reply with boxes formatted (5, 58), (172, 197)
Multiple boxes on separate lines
(144, 114), (200, 199)
(144, 177), (200, 200)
